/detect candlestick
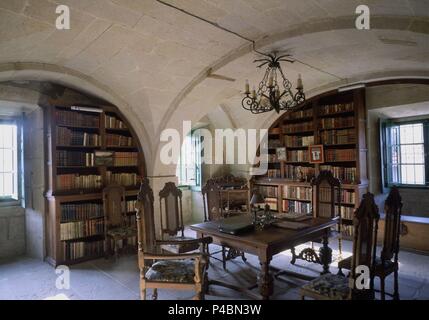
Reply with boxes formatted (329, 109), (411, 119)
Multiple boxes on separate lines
(245, 80), (250, 94)
(297, 74), (303, 90)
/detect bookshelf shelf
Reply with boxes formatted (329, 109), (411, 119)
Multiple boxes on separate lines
(251, 89), (368, 239)
(57, 125), (100, 130)
(44, 104), (145, 266)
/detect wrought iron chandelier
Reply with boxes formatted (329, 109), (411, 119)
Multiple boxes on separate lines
(242, 53), (305, 114)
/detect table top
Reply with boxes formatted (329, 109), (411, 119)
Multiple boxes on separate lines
(190, 216), (338, 249)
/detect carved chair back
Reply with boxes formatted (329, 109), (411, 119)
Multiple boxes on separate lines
(135, 179), (156, 254)
(350, 192), (380, 299)
(159, 182), (184, 238)
(202, 179), (222, 222)
(311, 170), (341, 219)
(102, 184), (126, 229)
(381, 186), (402, 263)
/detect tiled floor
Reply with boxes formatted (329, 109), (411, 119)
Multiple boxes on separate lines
(1, 234), (428, 300)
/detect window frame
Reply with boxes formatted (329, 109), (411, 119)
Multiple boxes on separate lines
(381, 117), (429, 189)
(0, 118), (23, 206)
(177, 129), (203, 190)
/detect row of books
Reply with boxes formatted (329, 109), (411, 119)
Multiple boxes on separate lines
(285, 135), (314, 147)
(268, 139), (282, 148)
(258, 185), (278, 198)
(63, 240), (104, 261)
(106, 134), (134, 147)
(320, 165), (357, 183)
(57, 174), (102, 191)
(60, 218), (104, 241)
(56, 127), (100, 146)
(56, 109), (99, 128)
(106, 172), (139, 187)
(284, 108), (313, 120)
(320, 102), (354, 115)
(325, 149), (356, 162)
(342, 225), (354, 237)
(318, 188), (356, 204)
(57, 151), (95, 167)
(321, 116), (354, 129)
(287, 150), (309, 162)
(105, 115), (127, 129)
(113, 152), (139, 166)
(264, 197), (278, 211)
(284, 165), (315, 181)
(126, 200), (137, 213)
(60, 203), (103, 222)
(318, 203), (335, 218)
(338, 206), (355, 220)
(283, 200), (312, 214)
(267, 169), (281, 178)
(321, 129), (356, 145)
(283, 186), (312, 201)
(283, 121), (313, 134)
(340, 190), (356, 204)
(319, 187), (336, 203)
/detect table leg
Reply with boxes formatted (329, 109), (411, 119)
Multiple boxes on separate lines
(258, 257), (273, 300)
(319, 229), (332, 275)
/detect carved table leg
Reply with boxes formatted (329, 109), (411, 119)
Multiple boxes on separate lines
(319, 229), (332, 275)
(258, 257), (273, 300)
(290, 247), (297, 265)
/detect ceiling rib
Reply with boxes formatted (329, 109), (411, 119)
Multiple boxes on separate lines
(155, 0), (345, 81)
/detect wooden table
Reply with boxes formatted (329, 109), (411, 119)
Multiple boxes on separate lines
(190, 216), (338, 300)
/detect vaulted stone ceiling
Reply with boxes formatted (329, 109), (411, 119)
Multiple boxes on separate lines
(0, 0), (428, 174)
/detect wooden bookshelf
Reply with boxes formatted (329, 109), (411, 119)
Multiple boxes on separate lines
(44, 105), (145, 266)
(252, 89), (368, 239)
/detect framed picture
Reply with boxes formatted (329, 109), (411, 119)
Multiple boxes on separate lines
(308, 145), (324, 163)
(95, 150), (114, 166)
(276, 147), (286, 161)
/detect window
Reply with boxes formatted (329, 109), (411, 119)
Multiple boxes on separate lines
(177, 130), (202, 188)
(381, 119), (429, 187)
(0, 122), (19, 199)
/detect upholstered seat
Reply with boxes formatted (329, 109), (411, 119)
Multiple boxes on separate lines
(107, 226), (137, 238)
(161, 236), (200, 254)
(145, 260), (195, 283)
(301, 273), (350, 300)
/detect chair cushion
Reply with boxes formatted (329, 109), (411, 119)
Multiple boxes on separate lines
(161, 236), (200, 254)
(145, 260), (195, 283)
(107, 226), (137, 238)
(302, 273), (350, 300)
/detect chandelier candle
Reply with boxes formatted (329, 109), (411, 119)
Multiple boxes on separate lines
(242, 52), (306, 114)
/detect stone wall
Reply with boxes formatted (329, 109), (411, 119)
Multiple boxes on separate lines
(0, 206), (25, 258)
(24, 108), (45, 259)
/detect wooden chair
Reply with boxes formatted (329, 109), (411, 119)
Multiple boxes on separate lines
(159, 182), (199, 254)
(338, 186), (402, 300)
(103, 184), (137, 260)
(202, 178), (246, 270)
(300, 192), (380, 300)
(290, 170), (342, 265)
(136, 179), (212, 300)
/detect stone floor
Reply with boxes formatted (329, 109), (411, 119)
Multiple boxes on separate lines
(1, 233), (429, 300)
